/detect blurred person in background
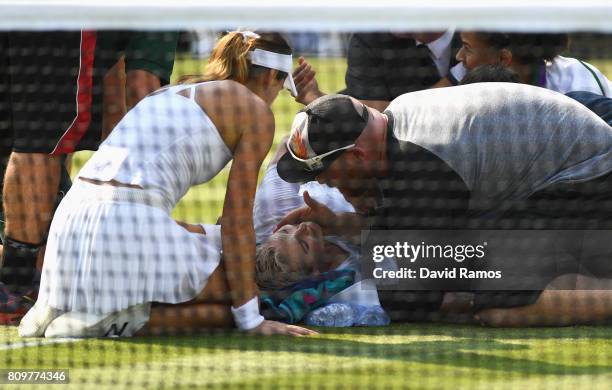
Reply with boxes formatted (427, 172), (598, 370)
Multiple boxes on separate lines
(0, 30), (178, 324)
(453, 33), (612, 125)
(453, 32), (611, 96)
(293, 30), (462, 110)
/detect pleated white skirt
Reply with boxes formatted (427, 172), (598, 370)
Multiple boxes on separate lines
(36, 180), (222, 314)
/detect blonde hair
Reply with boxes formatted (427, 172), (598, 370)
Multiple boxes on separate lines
(179, 31), (292, 84)
(255, 234), (312, 290)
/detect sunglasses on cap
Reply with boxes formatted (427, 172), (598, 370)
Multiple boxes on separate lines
(285, 140), (356, 172)
(284, 102), (369, 172)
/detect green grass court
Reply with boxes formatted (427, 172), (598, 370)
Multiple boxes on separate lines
(6, 57), (612, 389)
(2, 324), (612, 389)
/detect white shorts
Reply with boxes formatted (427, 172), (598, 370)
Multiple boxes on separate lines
(37, 180), (222, 315)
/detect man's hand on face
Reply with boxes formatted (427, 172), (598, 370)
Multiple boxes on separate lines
(275, 191), (338, 235)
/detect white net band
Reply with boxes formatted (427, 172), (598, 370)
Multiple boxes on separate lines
(0, 1), (611, 32)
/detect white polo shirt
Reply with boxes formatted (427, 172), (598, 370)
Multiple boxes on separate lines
(546, 56), (612, 96)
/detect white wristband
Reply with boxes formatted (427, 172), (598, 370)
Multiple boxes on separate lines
(231, 297), (265, 331)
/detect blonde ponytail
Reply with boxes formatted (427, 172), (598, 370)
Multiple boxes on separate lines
(179, 31), (292, 85)
(179, 32), (256, 84)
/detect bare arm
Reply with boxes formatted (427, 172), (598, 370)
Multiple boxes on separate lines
(220, 106), (275, 307)
(293, 57), (325, 105)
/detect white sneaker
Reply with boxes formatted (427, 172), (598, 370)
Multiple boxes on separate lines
(44, 303), (151, 338)
(18, 303), (65, 337)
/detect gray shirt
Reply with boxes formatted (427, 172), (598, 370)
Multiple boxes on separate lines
(386, 83), (612, 214)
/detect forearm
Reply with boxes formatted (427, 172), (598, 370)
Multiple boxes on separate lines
(220, 223), (259, 308)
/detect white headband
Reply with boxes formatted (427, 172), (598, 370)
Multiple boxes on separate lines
(250, 48), (292, 73)
(250, 48), (298, 97)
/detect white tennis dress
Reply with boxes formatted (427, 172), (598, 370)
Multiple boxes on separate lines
(36, 83), (232, 315)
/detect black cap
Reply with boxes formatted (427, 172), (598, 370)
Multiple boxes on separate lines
(277, 94), (369, 183)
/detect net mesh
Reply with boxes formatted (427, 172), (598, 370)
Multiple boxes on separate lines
(0, 2), (611, 389)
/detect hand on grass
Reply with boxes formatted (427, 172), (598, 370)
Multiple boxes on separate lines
(247, 320), (318, 337)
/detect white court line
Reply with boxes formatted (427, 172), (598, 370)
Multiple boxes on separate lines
(0, 338), (81, 351)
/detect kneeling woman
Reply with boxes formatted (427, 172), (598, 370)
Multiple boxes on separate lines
(20, 31), (314, 337)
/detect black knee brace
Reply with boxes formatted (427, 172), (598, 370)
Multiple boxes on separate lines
(0, 236), (39, 288)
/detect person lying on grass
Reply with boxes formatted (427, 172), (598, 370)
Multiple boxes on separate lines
(253, 138), (389, 326)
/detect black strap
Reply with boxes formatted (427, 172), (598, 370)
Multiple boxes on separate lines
(0, 236), (40, 288)
(579, 60), (605, 95)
